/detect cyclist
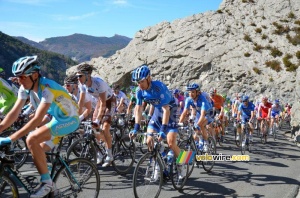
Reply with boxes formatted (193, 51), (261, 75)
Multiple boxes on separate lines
(64, 74), (92, 121)
(209, 88), (225, 142)
(270, 99), (282, 135)
(178, 83), (214, 152)
(0, 67), (17, 116)
(236, 95), (255, 145)
(0, 55), (79, 197)
(173, 89), (184, 113)
(113, 84), (129, 113)
(258, 96), (272, 136)
(76, 63), (116, 167)
(128, 65), (182, 177)
(222, 95), (232, 134)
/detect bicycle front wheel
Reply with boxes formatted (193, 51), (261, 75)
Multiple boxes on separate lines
(133, 152), (163, 198)
(202, 137), (216, 172)
(0, 174), (19, 198)
(66, 138), (97, 164)
(53, 158), (100, 198)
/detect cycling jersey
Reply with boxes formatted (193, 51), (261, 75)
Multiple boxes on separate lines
(114, 90), (129, 105)
(259, 102), (272, 118)
(18, 77), (79, 136)
(136, 80), (178, 133)
(0, 78), (17, 115)
(271, 104), (282, 117)
(184, 93), (214, 124)
(85, 77), (113, 100)
(238, 102), (255, 123)
(210, 94), (224, 110)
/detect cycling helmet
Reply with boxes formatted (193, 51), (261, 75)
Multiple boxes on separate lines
(186, 83), (200, 91)
(131, 65), (150, 82)
(0, 68), (5, 77)
(242, 95), (249, 102)
(64, 74), (78, 84)
(184, 91), (189, 97)
(209, 88), (215, 95)
(221, 94), (227, 99)
(274, 99), (280, 104)
(77, 63), (93, 74)
(12, 55), (40, 76)
(173, 89), (180, 95)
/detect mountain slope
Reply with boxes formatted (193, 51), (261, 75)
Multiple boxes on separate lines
(67, 0), (300, 104)
(39, 33), (131, 62)
(0, 31), (77, 84)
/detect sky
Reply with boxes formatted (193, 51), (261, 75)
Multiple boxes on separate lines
(0, 0), (223, 42)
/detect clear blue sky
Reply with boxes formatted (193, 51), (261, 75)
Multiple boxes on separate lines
(0, 0), (223, 42)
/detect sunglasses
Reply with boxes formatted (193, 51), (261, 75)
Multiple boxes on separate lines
(65, 84), (76, 88)
(17, 74), (32, 80)
(76, 74), (84, 78)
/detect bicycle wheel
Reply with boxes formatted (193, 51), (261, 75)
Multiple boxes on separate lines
(178, 139), (197, 178)
(0, 130), (28, 169)
(234, 127), (240, 147)
(273, 125), (277, 141)
(53, 158), (100, 198)
(170, 159), (189, 190)
(0, 174), (19, 198)
(112, 139), (136, 175)
(133, 152), (163, 198)
(66, 138), (97, 164)
(202, 137), (216, 172)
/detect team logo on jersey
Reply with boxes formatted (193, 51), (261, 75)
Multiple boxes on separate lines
(146, 99), (160, 105)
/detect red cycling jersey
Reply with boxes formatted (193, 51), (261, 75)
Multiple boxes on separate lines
(259, 102), (272, 118)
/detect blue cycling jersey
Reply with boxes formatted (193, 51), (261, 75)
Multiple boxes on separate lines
(238, 102), (255, 118)
(184, 93), (213, 113)
(136, 80), (174, 108)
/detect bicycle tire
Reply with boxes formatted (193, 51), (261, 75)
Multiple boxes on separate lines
(53, 158), (100, 198)
(273, 125), (277, 141)
(0, 130), (28, 169)
(0, 174), (19, 198)
(133, 152), (163, 198)
(241, 133), (246, 155)
(178, 139), (197, 178)
(66, 138), (97, 164)
(201, 137), (216, 172)
(136, 133), (148, 154)
(234, 127), (240, 147)
(112, 138), (136, 175)
(170, 158), (189, 190)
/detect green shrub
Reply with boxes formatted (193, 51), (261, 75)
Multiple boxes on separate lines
(269, 39), (273, 43)
(283, 54), (298, 72)
(242, 0), (248, 3)
(286, 33), (300, 45)
(296, 51), (300, 59)
(250, 22), (256, 26)
(262, 25), (267, 29)
(253, 43), (264, 52)
(244, 34), (252, 42)
(262, 16), (266, 20)
(295, 20), (300, 25)
(217, 9), (223, 13)
(255, 28), (262, 33)
(253, 67), (261, 74)
(270, 47), (283, 57)
(288, 12), (295, 19)
(244, 52), (251, 57)
(280, 19), (289, 23)
(265, 60), (282, 72)
(269, 77), (274, 82)
(262, 34), (268, 39)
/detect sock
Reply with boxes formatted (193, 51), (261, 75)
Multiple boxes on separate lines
(106, 148), (112, 157)
(41, 173), (52, 185)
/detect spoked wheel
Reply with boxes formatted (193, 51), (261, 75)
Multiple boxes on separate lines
(178, 139), (197, 178)
(133, 152), (163, 198)
(170, 159), (189, 191)
(202, 137), (216, 172)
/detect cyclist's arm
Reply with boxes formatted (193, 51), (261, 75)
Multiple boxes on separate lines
(0, 98), (26, 133)
(81, 101), (92, 120)
(78, 91), (86, 114)
(196, 109), (206, 126)
(179, 108), (189, 123)
(10, 102), (51, 141)
(135, 104), (143, 125)
(148, 105), (154, 117)
(126, 101), (133, 115)
(161, 104), (170, 125)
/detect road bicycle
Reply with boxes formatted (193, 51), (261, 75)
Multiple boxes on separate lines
(0, 136), (100, 197)
(132, 134), (189, 198)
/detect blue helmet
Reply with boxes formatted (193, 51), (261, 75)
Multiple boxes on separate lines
(12, 55), (40, 76)
(131, 65), (150, 82)
(274, 99), (280, 104)
(173, 89), (179, 94)
(242, 95), (249, 102)
(186, 83), (200, 91)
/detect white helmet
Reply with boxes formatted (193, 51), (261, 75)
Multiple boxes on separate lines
(12, 55), (40, 76)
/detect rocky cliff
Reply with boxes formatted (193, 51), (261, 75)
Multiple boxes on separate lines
(67, 0), (299, 105)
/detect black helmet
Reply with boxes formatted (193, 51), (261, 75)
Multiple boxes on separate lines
(77, 63), (94, 74)
(64, 74), (78, 84)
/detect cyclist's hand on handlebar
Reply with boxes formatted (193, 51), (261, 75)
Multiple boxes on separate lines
(178, 122), (184, 127)
(129, 129), (137, 138)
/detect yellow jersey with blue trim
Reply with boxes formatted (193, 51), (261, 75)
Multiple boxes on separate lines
(18, 77), (79, 118)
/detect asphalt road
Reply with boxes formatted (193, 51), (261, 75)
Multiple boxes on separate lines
(17, 122), (300, 198)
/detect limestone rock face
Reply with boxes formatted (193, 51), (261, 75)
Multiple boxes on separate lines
(67, 0), (299, 110)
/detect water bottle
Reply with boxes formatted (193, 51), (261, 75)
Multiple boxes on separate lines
(167, 150), (174, 165)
